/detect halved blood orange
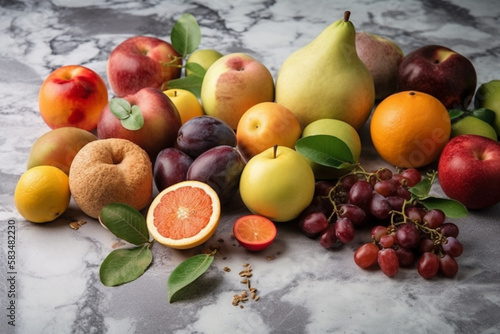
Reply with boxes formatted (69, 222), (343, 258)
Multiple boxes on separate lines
(233, 215), (277, 251)
(146, 180), (221, 249)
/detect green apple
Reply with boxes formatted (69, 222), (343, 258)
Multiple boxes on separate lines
(239, 145), (315, 222)
(451, 116), (497, 140)
(301, 118), (362, 179)
(201, 52), (275, 129)
(474, 80), (500, 137)
(186, 49), (223, 76)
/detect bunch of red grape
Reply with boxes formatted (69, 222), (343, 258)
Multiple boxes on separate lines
(298, 166), (463, 279)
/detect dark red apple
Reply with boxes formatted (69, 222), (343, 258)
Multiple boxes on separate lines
(397, 45), (477, 109)
(438, 134), (500, 209)
(97, 87), (182, 163)
(107, 36), (182, 97)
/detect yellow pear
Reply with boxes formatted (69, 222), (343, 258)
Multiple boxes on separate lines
(275, 11), (375, 131)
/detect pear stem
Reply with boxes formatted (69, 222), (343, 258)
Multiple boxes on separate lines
(273, 144), (278, 159)
(344, 11), (351, 22)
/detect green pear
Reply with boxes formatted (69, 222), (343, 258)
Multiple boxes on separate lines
(474, 80), (500, 136)
(275, 11), (375, 131)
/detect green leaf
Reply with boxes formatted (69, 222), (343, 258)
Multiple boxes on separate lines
(471, 108), (496, 125)
(420, 196), (468, 218)
(171, 13), (201, 57)
(109, 98), (132, 120)
(185, 62), (207, 77)
(448, 109), (464, 121)
(409, 178), (432, 200)
(168, 74), (204, 98)
(99, 203), (150, 246)
(295, 135), (355, 169)
(167, 253), (215, 303)
(100, 245), (153, 287)
(121, 105), (144, 130)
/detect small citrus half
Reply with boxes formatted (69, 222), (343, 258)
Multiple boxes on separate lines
(233, 215), (277, 251)
(146, 180), (221, 249)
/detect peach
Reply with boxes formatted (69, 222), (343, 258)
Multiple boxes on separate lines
(38, 65), (108, 131)
(201, 53), (275, 129)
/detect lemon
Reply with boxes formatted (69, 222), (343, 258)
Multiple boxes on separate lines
(14, 166), (71, 223)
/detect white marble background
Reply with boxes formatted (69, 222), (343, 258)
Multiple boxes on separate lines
(1, 0), (500, 333)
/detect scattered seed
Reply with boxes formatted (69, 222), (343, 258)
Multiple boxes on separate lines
(223, 267), (231, 272)
(69, 220), (86, 230)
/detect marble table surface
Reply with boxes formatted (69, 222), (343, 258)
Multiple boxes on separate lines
(1, 0), (500, 333)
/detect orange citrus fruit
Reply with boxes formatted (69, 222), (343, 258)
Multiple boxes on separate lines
(14, 166), (71, 223)
(233, 215), (277, 251)
(146, 180), (221, 249)
(370, 91), (451, 168)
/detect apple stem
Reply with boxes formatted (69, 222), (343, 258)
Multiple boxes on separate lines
(273, 145), (278, 159)
(344, 11), (351, 22)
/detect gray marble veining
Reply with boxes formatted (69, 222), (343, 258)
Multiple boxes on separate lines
(1, 1), (500, 333)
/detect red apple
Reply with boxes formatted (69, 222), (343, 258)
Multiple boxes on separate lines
(397, 45), (477, 109)
(97, 87), (182, 162)
(107, 36), (182, 97)
(438, 134), (500, 210)
(38, 65), (108, 131)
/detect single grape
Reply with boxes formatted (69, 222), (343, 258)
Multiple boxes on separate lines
(369, 193), (391, 220)
(419, 238), (435, 253)
(396, 186), (412, 200)
(417, 252), (440, 279)
(396, 222), (421, 249)
(334, 217), (355, 244)
(340, 174), (359, 191)
(386, 195), (405, 211)
(405, 206), (422, 224)
(395, 246), (415, 267)
(370, 225), (388, 242)
(354, 243), (379, 269)
(442, 237), (463, 257)
(374, 180), (397, 197)
(299, 211), (329, 238)
(378, 248), (399, 277)
(348, 180), (373, 207)
(423, 209), (446, 229)
(379, 234), (395, 248)
(319, 224), (337, 249)
(376, 168), (393, 181)
(401, 168), (422, 187)
(338, 204), (366, 226)
(440, 222), (459, 238)
(439, 254), (459, 277)
(391, 173), (404, 186)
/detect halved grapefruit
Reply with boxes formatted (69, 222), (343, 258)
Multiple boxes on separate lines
(146, 180), (221, 249)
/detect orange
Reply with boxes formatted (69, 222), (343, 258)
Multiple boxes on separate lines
(236, 102), (301, 162)
(14, 166), (71, 223)
(146, 180), (221, 249)
(370, 91), (451, 168)
(233, 215), (277, 251)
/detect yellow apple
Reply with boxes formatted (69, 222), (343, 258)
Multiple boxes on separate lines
(27, 127), (97, 175)
(201, 52), (275, 129)
(163, 88), (204, 124)
(186, 49), (223, 76)
(239, 145), (315, 222)
(236, 102), (301, 162)
(301, 118), (362, 179)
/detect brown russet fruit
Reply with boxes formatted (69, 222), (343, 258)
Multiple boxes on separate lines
(69, 138), (153, 218)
